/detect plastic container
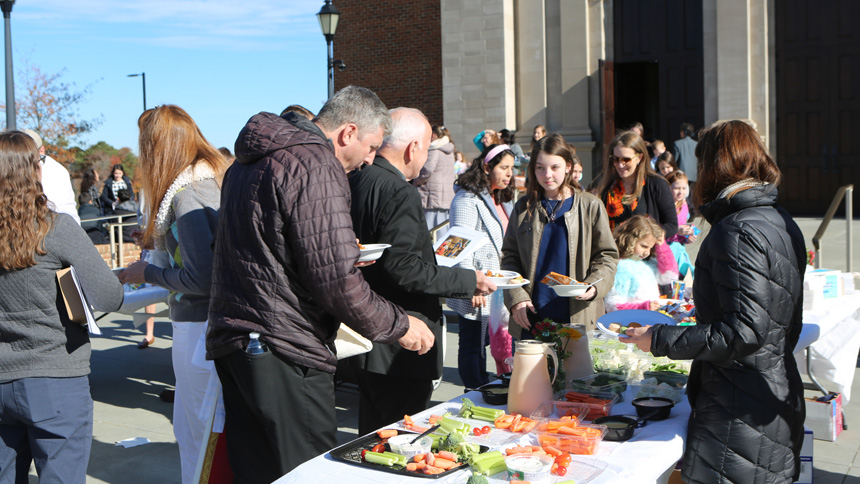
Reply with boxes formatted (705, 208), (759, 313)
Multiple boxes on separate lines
(555, 390), (620, 421)
(568, 372), (629, 395)
(505, 454), (554, 483)
(632, 396), (675, 421)
(535, 424), (608, 455)
(386, 434), (432, 459)
(630, 380), (686, 403)
(530, 400), (589, 421)
(643, 371), (688, 388)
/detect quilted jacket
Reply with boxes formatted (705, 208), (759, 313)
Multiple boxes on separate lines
(650, 185), (806, 484)
(206, 112), (409, 373)
(413, 138), (456, 211)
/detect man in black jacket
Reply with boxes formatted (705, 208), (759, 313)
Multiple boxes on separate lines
(349, 107), (496, 434)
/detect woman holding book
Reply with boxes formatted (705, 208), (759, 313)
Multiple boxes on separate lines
(0, 131), (123, 482)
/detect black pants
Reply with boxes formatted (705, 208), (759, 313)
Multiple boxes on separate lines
(357, 371), (433, 436)
(214, 350), (336, 484)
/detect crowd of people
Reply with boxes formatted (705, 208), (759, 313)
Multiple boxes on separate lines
(0, 85), (807, 484)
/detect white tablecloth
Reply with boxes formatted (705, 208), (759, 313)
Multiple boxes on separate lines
(276, 389), (689, 484)
(794, 293), (860, 402)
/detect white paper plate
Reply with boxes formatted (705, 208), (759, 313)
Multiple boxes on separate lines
(357, 244), (391, 262)
(495, 279), (530, 290)
(485, 270), (520, 285)
(596, 310), (675, 338)
(550, 284), (590, 297)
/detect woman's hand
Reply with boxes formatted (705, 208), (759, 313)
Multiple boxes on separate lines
(649, 300), (663, 311)
(619, 325), (653, 353)
(118, 260), (148, 285)
(511, 300), (536, 330)
(687, 234), (698, 243)
(471, 295), (487, 308)
(677, 224), (693, 236)
(575, 286), (597, 301)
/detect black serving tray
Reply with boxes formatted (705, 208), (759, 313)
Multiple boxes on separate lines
(328, 430), (485, 479)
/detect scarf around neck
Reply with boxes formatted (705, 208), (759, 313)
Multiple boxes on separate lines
(152, 163), (217, 249)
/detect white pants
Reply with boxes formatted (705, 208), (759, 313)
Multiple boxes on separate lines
(172, 320), (223, 484)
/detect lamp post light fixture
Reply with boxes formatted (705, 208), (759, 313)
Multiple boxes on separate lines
(0, 0), (15, 130)
(317, 0), (345, 99)
(127, 72), (146, 112)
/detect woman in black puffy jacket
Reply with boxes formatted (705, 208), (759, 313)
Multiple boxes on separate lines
(621, 120), (806, 484)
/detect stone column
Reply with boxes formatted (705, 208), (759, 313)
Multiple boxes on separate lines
(704, 0), (771, 146)
(515, 0), (548, 145)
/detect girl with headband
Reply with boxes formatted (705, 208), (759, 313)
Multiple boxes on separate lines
(501, 134), (618, 343)
(448, 144), (516, 386)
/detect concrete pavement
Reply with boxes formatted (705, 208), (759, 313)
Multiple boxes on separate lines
(26, 216), (858, 483)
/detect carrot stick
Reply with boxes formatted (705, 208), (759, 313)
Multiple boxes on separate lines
(376, 429), (398, 439)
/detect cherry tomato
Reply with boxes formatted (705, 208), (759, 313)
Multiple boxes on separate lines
(556, 465), (568, 476)
(481, 425), (491, 435)
(372, 443), (386, 453)
(361, 449), (368, 460)
(555, 454), (572, 467)
(473, 427), (482, 436)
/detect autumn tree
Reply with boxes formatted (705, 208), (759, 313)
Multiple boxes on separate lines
(0, 60), (102, 166)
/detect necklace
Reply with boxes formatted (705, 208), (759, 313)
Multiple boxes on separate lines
(542, 197), (564, 222)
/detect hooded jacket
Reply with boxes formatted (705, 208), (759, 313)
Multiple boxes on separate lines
(413, 137), (456, 211)
(650, 185), (806, 484)
(206, 112), (409, 373)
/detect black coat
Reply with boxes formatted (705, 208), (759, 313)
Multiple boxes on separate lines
(349, 157), (476, 380)
(601, 174), (678, 238)
(650, 185), (806, 484)
(100, 175), (135, 210)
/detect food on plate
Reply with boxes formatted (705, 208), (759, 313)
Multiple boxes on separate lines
(376, 428), (398, 439)
(466, 473), (490, 484)
(459, 397), (505, 422)
(485, 270), (505, 277)
(508, 275), (526, 284)
(628, 322), (642, 328)
(493, 413), (538, 433)
(540, 271), (580, 286)
(358, 242), (366, 250)
(468, 450), (507, 476)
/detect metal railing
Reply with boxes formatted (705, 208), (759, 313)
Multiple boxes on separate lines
(79, 213), (139, 269)
(812, 184), (853, 272)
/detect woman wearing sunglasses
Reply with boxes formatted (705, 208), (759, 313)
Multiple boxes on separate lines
(595, 131), (678, 238)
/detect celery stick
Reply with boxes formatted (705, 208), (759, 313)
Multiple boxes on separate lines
(480, 459), (508, 476)
(364, 452), (396, 466)
(380, 451), (408, 466)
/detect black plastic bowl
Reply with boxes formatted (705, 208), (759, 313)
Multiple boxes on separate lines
(632, 396), (675, 421)
(592, 416), (637, 442)
(476, 383), (509, 405)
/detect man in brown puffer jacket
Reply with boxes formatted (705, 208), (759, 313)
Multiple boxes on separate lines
(207, 86), (435, 483)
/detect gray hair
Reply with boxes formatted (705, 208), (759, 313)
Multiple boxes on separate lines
(382, 108), (429, 150)
(315, 86), (392, 137)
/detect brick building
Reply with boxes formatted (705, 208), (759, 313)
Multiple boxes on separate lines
(332, 0), (443, 125)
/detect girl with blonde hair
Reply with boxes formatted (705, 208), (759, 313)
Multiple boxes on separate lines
(119, 105), (228, 484)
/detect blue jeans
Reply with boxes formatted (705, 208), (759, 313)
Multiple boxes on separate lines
(0, 376), (93, 484)
(457, 315), (490, 388)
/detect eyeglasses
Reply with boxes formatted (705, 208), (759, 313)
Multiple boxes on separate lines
(610, 154), (640, 165)
(38, 154), (46, 166)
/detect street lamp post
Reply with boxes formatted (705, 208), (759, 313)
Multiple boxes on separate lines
(317, 0), (343, 99)
(0, 0), (15, 130)
(127, 72), (146, 111)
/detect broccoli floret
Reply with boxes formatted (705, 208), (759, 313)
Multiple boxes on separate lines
(440, 432), (465, 453)
(456, 442), (481, 460)
(459, 397), (476, 419)
(466, 472), (489, 484)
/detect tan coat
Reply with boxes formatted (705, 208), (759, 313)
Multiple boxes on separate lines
(501, 189), (618, 337)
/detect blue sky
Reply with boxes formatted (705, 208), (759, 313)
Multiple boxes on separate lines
(6, 0), (331, 153)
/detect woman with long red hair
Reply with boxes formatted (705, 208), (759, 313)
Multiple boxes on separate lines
(119, 105), (229, 484)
